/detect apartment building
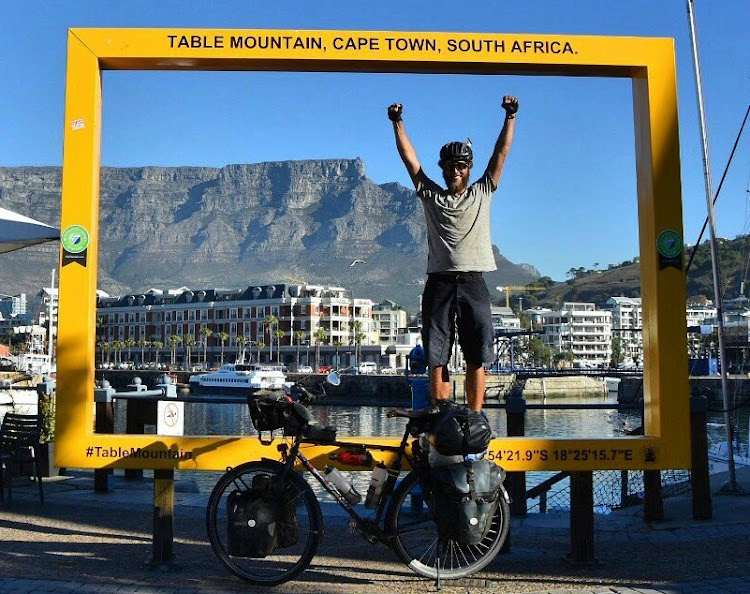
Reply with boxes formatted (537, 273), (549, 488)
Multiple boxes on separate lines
(372, 300), (408, 345)
(96, 284), (378, 367)
(537, 302), (612, 367)
(606, 296), (643, 364)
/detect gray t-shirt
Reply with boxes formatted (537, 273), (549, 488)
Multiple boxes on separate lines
(415, 169), (497, 274)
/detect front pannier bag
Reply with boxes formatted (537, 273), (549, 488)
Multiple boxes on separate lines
(430, 459), (505, 545)
(428, 401), (492, 456)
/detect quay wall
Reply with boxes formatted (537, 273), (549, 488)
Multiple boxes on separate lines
(618, 375), (750, 407)
(97, 370), (606, 405)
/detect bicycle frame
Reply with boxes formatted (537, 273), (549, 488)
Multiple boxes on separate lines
(274, 420), (418, 543)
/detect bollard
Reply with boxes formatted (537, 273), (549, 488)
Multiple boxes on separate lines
(151, 469), (176, 569)
(505, 396), (527, 517)
(690, 394), (712, 520)
(94, 381), (116, 492)
(566, 471), (597, 565)
(643, 470), (664, 521)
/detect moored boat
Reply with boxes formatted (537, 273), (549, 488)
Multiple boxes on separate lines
(188, 363), (291, 396)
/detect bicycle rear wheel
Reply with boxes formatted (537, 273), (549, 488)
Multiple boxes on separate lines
(385, 470), (509, 580)
(206, 460), (323, 586)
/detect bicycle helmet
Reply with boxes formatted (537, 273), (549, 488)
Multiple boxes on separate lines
(439, 141), (473, 166)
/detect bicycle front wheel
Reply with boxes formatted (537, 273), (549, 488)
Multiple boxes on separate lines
(385, 470), (510, 580)
(206, 460), (323, 586)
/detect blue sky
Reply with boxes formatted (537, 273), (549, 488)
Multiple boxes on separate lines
(1, 1), (749, 282)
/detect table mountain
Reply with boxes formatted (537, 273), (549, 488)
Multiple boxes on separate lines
(0, 159), (539, 310)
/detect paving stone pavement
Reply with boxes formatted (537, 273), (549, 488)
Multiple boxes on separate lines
(1, 467), (749, 594)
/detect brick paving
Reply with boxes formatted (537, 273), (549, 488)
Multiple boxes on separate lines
(1, 468), (749, 594)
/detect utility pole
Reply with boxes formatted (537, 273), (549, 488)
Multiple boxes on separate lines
(686, 0), (744, 493)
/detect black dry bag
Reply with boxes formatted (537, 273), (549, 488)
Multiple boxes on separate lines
(428, 401), (492, 456)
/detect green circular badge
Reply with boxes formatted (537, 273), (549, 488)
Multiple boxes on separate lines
(61, 225), (90, 254)
(657, 230), (682, 258)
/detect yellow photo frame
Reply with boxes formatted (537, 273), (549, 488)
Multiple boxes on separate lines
(57, 28), (689, 471)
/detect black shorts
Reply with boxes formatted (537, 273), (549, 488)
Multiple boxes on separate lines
(421, 272), (494, 367)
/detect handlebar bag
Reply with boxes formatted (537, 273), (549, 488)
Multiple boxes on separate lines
(428, 401), (492, 456)
(248, 396), (288, 432)
(430, 459), (505, 545)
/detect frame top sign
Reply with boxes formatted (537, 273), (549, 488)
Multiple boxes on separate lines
(57, 28), (689, 472)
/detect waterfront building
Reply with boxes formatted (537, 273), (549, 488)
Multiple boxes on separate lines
(606, 296), (643, 366)
(95, 283), (379, 368)
(372, 300), (408, 345)
(492, 306), (521, 332)
(537, 302), (612, 368)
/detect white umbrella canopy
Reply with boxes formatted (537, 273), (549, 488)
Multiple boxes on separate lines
(0, 207), (59, 254)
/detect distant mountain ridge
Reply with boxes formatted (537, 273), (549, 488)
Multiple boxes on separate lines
(0, 160), (540, 310)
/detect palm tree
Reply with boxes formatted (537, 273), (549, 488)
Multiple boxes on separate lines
(168, 335), (182, 366)
(255, 341), (265, 363)
(183, 334), (195, 369)
(152, 340), (164, 367)
(218, 331), (230, 365)
(137, 339), (149, 367)
(199, 326), (213, 368)
(264, 315), (279, 362)
(124, 339), (136, 365)
(274, 328), (284, 364)
(313, 327), (328, 371)
(236, 335), (247, 363)
(112, 340), (124, 365)
(333, 339), (343, 369)
(351, 320), (364, 368)
(293, 330), (306, 370)
(96, 341), (108, 367)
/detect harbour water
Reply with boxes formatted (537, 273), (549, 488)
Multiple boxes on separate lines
(160, 393), (748, 501)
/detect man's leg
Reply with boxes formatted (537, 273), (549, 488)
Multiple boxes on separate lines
(465, 362), (485, 412)
(430, 364), (451, 402)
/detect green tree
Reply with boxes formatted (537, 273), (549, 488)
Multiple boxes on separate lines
(168, 335), (182, 366)
(274, 328), (284, 363)
(152, 340), (164, 366)
(293, 330), (306, 370)
(183, 334), (195, 368)
(236, 335), (247, 363)
(313, 327), (328, 370)
(610, 336), (625, 368)
(124, 339), (136, 364)
(264, 315), (279, 361)
(218, 331), (230, 365)
(137, 339), (149, 367)
(96, 341), (109, 367)
(255, 341), (265, 363)
(200, 326), (213, 368)
(527, 337), (552, 367)
(553, 349), (575, 369)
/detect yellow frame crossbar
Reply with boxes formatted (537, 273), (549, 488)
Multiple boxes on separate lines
(57, 28), (689, 471)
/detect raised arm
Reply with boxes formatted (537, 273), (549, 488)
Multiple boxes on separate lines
(486, 95), (519, 188)
(388, 103), (422, 187)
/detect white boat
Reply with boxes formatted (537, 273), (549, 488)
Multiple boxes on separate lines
(188, 363), (291, 395)
(12, 353), (56, 376)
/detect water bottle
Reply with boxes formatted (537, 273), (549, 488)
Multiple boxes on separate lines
(365, 462), (388, 509)
(324, 466), (362, 505)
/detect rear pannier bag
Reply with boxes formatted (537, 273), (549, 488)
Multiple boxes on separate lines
(428, 401), (492, 456)
(227, 474), (280, 558)
(430, 459), (505, 545)
(226, 473), (301, 557)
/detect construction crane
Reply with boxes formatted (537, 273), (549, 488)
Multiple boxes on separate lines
(495, 285), (544, 308)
